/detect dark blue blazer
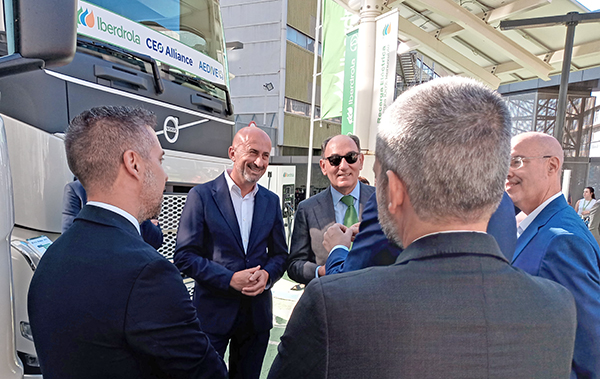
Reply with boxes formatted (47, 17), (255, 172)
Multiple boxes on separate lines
(326, 192), (517, 275)
(173, 173), (288, 335)
(62, 180), (163, 249)
(512, 195), (600, 379)
(28, 205), (227, 379)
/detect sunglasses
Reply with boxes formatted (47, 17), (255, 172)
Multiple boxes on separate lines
(324, 152), (360, 166)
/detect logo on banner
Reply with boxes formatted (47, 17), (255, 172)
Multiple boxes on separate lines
(349, 33), (358, 52)
(78, 8), (95, 28)
(382, 24), (391, 36)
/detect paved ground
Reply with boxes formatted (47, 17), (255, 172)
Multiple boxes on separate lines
(260, 275), (303, 378)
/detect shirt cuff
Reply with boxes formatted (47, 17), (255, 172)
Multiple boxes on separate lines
(315, 265), (321, 279)
(329, 245), (350, 256)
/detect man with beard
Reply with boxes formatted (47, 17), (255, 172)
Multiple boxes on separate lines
(28, 106), (226, 379)
(174, 126), (288, 379)
(268, 77), (577, 379)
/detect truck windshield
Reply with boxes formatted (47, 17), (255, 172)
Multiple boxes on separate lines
(87, 0), (226, 67)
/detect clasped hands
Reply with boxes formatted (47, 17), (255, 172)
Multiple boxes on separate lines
(230, 265), (269, 296)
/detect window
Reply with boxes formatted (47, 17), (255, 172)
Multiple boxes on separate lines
(286, 26), (320, 56)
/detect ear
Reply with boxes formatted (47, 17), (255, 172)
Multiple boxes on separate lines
(547, 156), (561, 176)
(228, 146), (236, 161)
(123, 150), (143, 180)
(386, 170), (406, 216)
(319, 159), (327, 175)
(357, 153), (364, 170)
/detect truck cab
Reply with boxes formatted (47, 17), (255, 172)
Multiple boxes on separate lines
(0, 0), (237, 376)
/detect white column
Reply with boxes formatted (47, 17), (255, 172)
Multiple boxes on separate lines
(353, 0), (383, 154)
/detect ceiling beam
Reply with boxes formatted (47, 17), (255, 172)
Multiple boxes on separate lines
(435, 0), (552, 40)
(397, 16), (501, 88)
(489, 39), (600, 75)
(414, 0), (553, 80)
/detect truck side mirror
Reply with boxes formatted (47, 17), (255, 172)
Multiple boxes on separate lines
(0, 0), (76, 77)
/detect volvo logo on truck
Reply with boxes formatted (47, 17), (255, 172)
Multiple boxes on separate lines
(163, 116), (180, 144)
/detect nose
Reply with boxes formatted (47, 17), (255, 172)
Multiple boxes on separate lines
(338, 157), (350, 170)
(255, 156), (268, 168)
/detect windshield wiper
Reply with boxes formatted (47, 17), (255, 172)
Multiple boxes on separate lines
(77, 37), (164, 94)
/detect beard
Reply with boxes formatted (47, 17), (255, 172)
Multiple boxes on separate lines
(239, 162), (265, 184)
(376, 184), (404, 249)
(139, 167), (164, 221)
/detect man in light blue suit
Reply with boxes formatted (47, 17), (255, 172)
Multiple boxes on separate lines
(508, 131), (600, 379)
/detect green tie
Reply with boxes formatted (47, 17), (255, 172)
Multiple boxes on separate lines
(341, 195), (359, 227)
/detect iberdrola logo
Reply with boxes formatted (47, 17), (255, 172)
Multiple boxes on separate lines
(78, 7), (95, 28)
(382, 23), (391, 36)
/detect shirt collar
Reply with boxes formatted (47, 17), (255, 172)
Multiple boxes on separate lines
(225, 169), (259, 198)
(86, 201), (141, 234)
(518, 191), (563, 236)
(330, 182), (360, 206)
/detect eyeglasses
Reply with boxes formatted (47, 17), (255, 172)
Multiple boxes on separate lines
(510, 155), (552, 170)
(324, 152), (360, 166)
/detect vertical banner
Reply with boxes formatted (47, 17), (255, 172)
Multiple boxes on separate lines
(371, 9), (398, 134)
(321, 0), (354, 120)
(342, 29), (359, 135)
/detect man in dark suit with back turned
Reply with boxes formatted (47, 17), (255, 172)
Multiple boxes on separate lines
(287, 134), (374, 284)
(28, 106), (226, 379)
(174, 126), (288, 379)
(269, 77), (577, 379)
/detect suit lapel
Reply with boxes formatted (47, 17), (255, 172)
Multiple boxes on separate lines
(313, 187), (336, 228)
(512, 196), (567, 263)
(357, 182), (373, 220)
(212, 174), (244, 252)
(247, 187), (268, 253)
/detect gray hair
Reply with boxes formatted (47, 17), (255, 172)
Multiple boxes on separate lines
(65, 106), (157, 192)
(376, 77), (511, 224)
(321, 134), (361, 158)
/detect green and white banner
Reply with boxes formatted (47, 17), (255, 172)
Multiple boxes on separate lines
(341, 29), (358, 135)
(321, 0), (355, 121)
(371, 9), (398, 131)
(77, 0), (225, 86)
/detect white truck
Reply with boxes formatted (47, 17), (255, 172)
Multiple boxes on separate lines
(0, 0), (253, 376)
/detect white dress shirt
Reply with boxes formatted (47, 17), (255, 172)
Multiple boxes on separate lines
(224, 169), (259, 253)
(87, 201), (141, 235)
(517, 192), (563, 238)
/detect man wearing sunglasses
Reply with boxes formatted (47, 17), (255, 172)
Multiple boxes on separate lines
(287, 134), (375, 285)
(508, 131), (600, 378)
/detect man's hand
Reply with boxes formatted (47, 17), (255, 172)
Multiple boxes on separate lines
(323, 223), (356, 253)
(230, 265), (261, 292)
(241, 269), (269, 296)
(317, 265), (326, 277)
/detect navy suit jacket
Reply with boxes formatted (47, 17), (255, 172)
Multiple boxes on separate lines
(173, 173), (288, 335)
(62, 180), (163, 249)
(270, 232), (576, 379)
(512, 195), (600, 379)
(327, 192), (517, 275)
(28, 205), (227, 379)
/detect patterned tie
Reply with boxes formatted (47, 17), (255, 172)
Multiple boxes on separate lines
(341, 195), (359, 227)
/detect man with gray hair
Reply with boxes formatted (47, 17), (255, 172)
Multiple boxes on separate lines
(268, 77), (576, 379)
(28, 106), (227, 379)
